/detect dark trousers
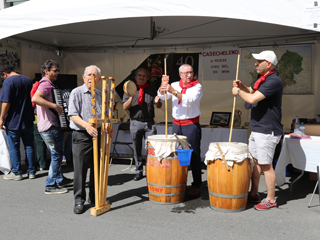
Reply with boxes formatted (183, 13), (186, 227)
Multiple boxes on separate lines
(172, 122), (202, 188)
(130, 120), (157, 174)
(72, 130), (100, 203)
(34, 124), (48, 168)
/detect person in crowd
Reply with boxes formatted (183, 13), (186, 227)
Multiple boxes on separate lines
(122, 68), (162, 181)
(0, 66), (36, 180)
(62, 133), (72, 165)
(32, 60), (73, 194)
(30, 79), (49, 170)
(68, 65), (114, 214)
(158, 64), (203, 197)
(232, 50), (283, 210)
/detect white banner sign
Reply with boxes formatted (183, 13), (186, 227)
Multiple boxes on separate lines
(200, 48), (240, 80)
(300, 1), (320, 30)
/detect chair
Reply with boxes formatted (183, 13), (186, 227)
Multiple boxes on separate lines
(110, 122), (134, 171)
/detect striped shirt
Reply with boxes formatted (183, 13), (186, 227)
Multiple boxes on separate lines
(68, 84), (102, 130)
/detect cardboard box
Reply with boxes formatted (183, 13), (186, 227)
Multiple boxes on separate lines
(309, 172), (318, 181)
(304, 123), (320, 136)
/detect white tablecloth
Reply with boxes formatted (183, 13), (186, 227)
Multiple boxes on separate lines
(275, 135), (320, 186)
(111, 123), (248, 160)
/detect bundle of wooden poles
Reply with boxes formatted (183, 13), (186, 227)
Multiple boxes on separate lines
(89, 76), (116, 217)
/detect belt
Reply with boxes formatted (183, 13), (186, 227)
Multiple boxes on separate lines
(73, 130), (87, 133)
(132, 118), (153, 122)
(73, 127), (101, 133)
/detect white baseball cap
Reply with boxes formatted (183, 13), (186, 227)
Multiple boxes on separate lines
(252, 50), (278, 66)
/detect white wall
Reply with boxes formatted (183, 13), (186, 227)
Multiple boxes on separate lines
(19, 41), (320, 131)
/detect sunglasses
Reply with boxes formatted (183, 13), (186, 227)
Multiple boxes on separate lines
(51, 69), (60, 73)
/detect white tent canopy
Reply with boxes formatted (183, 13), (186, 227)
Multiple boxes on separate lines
(0, 0), (319, 51)
(1, 0), (320, 130)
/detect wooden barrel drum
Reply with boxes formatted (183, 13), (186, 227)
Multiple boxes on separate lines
(206, 142), (251, 212)
(146, 135), (188, 204)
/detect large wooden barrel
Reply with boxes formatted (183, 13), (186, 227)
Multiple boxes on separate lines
(146, 135), (188, 204)
(206, 142), (251, 212)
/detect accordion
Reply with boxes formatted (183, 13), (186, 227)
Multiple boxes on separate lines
(52, 89), (72, 131)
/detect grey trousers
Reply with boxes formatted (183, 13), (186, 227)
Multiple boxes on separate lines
(130, 120), (157, 174)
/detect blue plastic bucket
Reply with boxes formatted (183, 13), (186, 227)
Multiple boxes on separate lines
(176, 149), (193, 166)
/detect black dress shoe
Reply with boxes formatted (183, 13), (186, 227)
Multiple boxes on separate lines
(74, 202), (84, 214)
(133, 173), (143, 181)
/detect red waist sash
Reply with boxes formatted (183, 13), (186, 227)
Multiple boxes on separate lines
(173, 116), (199, 126)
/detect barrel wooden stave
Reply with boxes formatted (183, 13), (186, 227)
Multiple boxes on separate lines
(207, 158), (251, 212)
(146, 143), (188, 204)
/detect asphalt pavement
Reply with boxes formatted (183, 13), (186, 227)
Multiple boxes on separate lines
(0, 160), (319, 240)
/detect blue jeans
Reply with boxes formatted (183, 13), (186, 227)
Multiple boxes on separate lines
(40, 126), (64, 188)
(6, 127), (35, 175)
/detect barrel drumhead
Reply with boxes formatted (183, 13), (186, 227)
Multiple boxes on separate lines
(205, 142), (250, 164)
(123, 80), (137, 97)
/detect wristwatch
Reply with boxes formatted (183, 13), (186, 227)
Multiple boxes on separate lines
(237, 89), (241, 95)
(174, 90), (178, 96)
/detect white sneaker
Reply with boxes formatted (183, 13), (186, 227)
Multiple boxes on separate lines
(3, 172), (22, 181)
(26, 173), (36, 179)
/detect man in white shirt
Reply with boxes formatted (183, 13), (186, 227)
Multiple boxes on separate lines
(158, 64), (203, 197)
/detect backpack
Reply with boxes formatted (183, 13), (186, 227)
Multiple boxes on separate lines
(30, 81), (40, 108)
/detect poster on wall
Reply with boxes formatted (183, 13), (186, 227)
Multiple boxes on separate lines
(0, 41), (21, 71)
(241, 45), (313, 95)
(0, 41), (21, 87)
(115, 53), (199, 101)
(199, 47), (240, 80)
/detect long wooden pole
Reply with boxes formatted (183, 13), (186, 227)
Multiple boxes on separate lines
(229, 55), (241, 143)
(164, 58), (168, 138)
(90, 76), (100, 207)
(102, 77), (116, 205)
(98, 77), (107, 207)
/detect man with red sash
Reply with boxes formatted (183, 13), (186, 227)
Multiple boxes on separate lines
(232, 50), (283, 210)
(158, 64), (203, 197)
(123, 68), (162, 181)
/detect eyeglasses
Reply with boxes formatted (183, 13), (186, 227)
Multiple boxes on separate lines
(181, 71), (193, 75)
(51, 69), (60, 73)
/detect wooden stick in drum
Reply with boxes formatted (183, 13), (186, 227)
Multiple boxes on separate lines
(216, 142), (229, 171)
(164, 58), (168, 138)
(229, 55), (240, 143)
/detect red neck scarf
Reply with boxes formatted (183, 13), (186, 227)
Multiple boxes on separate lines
(136, 83), (149, 107)
(178, 79), (199, 104)
(253, 70), (276, 90)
